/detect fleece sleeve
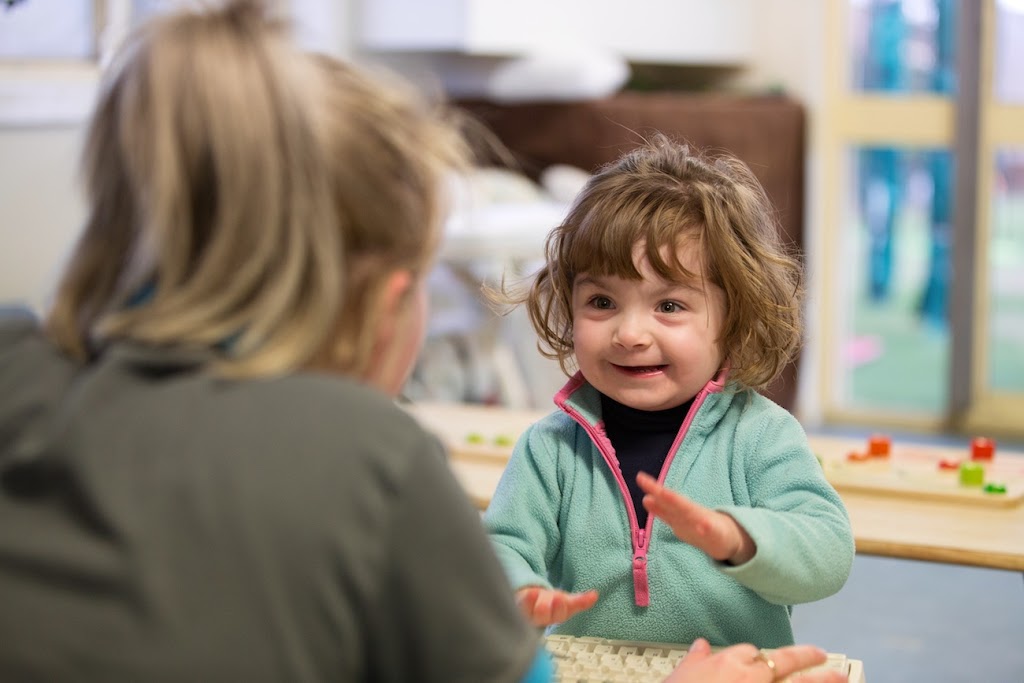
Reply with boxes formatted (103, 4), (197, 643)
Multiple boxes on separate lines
(483, 422), (564, 593)
(716, 413), (855, 605)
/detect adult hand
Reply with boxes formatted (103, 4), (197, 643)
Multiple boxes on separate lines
(637, 472), (755, 564)
(514, 586), (598, 627)
(664, 638), (847, 683)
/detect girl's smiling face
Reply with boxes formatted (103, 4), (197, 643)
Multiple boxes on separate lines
(571, 241), (726, 411)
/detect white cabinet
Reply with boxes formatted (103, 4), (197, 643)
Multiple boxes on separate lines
(360, 0), (755, 65)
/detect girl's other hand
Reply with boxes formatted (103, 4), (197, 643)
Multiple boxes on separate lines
(637, 472), (755, 565)
(514, 586), (598, 627)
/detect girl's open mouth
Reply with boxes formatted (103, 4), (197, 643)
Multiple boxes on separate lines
(614, 364), (667, 376)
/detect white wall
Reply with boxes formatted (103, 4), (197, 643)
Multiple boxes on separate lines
(0, 126), (85, 312)
(0, 0), (359, 313)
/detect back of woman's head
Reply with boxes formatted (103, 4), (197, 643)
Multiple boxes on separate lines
(47, 0), (465, 378)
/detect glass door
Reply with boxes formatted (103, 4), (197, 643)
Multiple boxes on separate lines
(822, 0), (1024, 437)
(960, 0), (1024, 435)
(822, 0), (956, 429)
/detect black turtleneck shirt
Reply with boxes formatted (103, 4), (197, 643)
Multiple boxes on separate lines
(600, 393), (693, 529)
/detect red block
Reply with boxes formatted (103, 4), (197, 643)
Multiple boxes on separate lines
(970, 437), (996, 462)
(868, 434), (891, 458)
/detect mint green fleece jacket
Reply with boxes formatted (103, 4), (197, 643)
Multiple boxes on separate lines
(483, 372), (854, 649)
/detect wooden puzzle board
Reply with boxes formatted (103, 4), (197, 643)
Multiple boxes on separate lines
(407, 403), (1024, 509)
(809, 436), (1024, 509)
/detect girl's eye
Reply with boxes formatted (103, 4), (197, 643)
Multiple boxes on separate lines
(589, 296), (613, 310)
(658, 301), (683, 314)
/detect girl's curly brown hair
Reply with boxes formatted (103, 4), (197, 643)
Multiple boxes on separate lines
(503, 136), (804, 393)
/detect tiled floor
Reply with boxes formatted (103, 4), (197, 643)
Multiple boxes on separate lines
(792, 555), (1024, 683)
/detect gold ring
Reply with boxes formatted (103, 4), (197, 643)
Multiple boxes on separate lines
(753, 651), (777, 676)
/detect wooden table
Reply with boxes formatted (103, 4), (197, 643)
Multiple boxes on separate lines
(405, 401), (1024, 572)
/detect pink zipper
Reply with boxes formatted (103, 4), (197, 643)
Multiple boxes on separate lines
(632, 527), (650, 606)
(556, 371), (725, 608)
(568, 411), (651, 606)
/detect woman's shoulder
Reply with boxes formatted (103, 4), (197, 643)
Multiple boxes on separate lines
(0, 305), (38, 334)
(207, 376), (453, 530)
(0, 307), (50, 358)
(234, 373), (436, 460)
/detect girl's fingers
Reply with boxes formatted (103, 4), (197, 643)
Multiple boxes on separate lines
(636, 471), (660, 493)
(516, 587), (548, 626)
(553, 590), (598, 623)
(569, 590), (599, 614)
(550, 594), (569, 624)
(516, 587), (598, 626)
(515, 587), (540, 613)
(638, 472), (696, 515)
(533, 589), (554, 625)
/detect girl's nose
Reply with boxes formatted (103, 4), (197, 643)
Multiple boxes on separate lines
(612, 313), (652, 348)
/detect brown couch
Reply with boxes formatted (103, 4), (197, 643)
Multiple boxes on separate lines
(457, 91), (806, 412)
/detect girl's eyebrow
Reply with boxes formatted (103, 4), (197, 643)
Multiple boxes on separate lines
(574, 275), (603, 288)
(575, 274), (705, 296)
(658, 280), (705, 297)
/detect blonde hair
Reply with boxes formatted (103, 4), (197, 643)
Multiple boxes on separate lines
(515, 136), (803, 392)
(45, 0), (466, 379)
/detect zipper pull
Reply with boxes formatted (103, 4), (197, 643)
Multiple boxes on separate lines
(632, 529), (650, 607)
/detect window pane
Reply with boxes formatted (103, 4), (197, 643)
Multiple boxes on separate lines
(987, 150), (1024, 391)
(840, 146), (954, 414)
(995, 0), (1024, 104)
(0, 0), (95, 60)
(849, 0), (956, 95)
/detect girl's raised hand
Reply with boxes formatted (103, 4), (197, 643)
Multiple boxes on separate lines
(637, 472), (755, 565)
(514, 586), (599, 627)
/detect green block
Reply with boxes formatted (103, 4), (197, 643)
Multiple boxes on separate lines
(958, 461), (985, 487)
